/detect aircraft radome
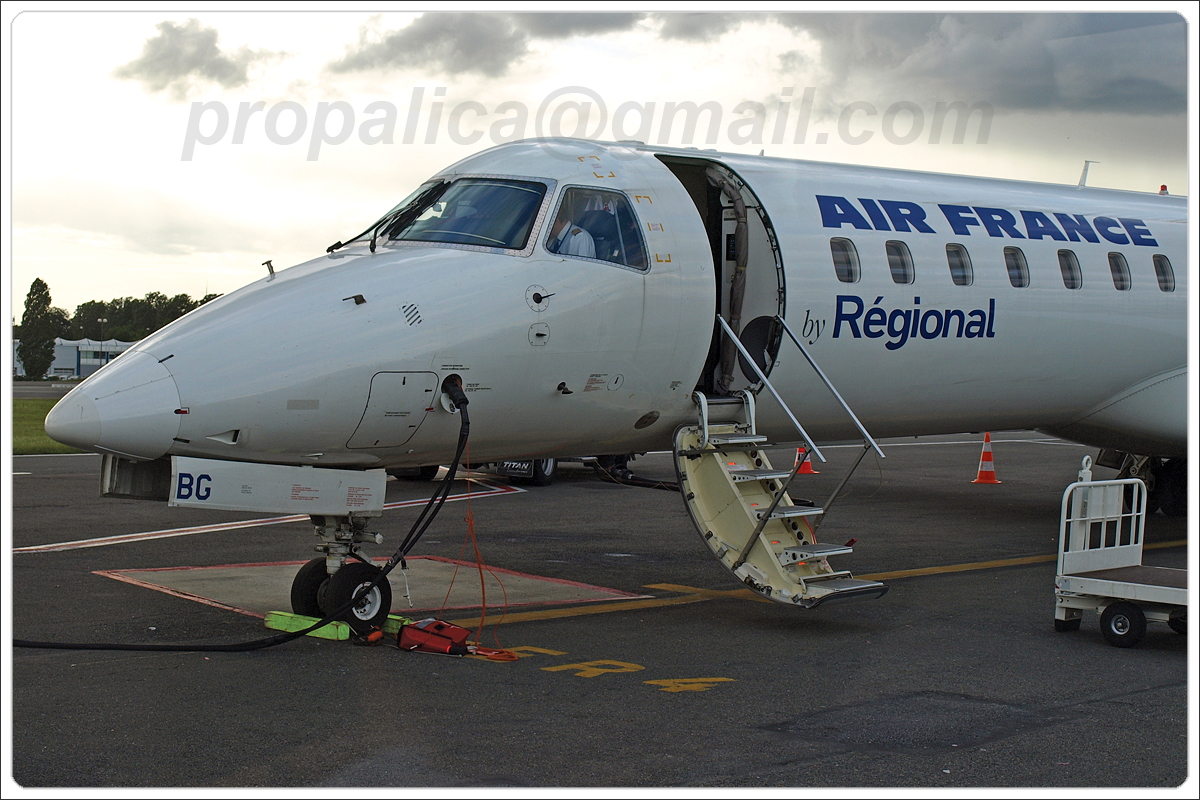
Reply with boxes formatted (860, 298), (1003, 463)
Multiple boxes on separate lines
(45, 137), (1187, 624)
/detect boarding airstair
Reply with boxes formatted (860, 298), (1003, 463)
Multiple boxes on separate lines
(673, 316), (889, 607)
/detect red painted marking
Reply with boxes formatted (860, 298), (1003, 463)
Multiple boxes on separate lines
(94, 554), (651, 619)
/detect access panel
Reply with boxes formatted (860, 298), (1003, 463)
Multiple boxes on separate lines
(346, 371), (440, 449)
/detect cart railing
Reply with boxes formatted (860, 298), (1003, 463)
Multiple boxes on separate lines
(1058, 469), (1147, 577)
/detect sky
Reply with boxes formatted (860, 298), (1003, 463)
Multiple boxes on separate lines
(3, 5), (1195, 324)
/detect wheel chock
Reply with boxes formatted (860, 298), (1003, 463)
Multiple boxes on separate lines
(264, 611), (417, 642)
(264, 611), (351, 640)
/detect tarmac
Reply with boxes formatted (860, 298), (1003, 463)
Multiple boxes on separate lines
(7, 432), (1194, 790)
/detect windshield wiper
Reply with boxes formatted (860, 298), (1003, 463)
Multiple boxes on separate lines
(326, 181), (448, 255)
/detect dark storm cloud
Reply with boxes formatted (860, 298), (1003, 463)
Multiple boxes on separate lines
(328, 13), (528, 77)
(114, 18), (270, 100)
(772, 12), (1186, 115)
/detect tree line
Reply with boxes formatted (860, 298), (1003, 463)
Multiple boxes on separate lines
(14, 278), (222, 379)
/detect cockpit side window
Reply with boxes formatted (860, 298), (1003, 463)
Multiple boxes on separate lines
(545, 187), (648, 270)
(381, 179), (547, 250)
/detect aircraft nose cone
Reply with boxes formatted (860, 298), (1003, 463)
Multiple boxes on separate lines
(44, 352), (181, 460)
(44, 391), (102, 451)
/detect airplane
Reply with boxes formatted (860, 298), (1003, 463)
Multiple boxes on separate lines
(44, 137), (1187, 628)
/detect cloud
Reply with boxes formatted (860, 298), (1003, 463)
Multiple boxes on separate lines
(328, 13), (529, 77)
(512, 13), (646, 39)
(114, 18), (272, 100)
(654, 13), (746, 42)
(772, 12), (1186, 115)
(15, 181), (267, 257)
(328, 12), (649, 77)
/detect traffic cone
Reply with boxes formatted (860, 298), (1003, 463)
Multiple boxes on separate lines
(971, 433), (1001, 484)
(795, 447), (819, 474)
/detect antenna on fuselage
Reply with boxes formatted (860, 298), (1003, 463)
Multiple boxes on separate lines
(1078, 160), (1099, 187)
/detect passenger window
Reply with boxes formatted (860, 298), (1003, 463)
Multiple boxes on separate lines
(1058, 250), (1082, 290)
(1107, 252), (1131, 291)
(1004, 247), (1029, 288)
(1152, 254), (1175, 292)
(545, 187), (647, 269)
(885, 241), (914, 284)
(945, 244), (973, 286)
(830, 238), (860, 283)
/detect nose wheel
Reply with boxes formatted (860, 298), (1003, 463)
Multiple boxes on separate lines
(290, 558), (393, 634)
(320, 561), (392, 633)
(290, 557), (331, 618)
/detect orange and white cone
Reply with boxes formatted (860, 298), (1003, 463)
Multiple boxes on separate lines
(971, 432), (1001, 484)
(795, 447), (819, 474)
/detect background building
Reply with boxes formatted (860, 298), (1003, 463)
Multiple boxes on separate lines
(12, 338), (134, 379)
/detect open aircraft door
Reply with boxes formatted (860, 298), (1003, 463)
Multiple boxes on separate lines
(654, 155), (787, 396)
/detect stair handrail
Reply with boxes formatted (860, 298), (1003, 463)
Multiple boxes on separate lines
(775, 316), (885, 459)
(717, 315), (824, 462)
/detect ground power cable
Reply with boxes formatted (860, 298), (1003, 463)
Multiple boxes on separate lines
(15, 378), (473, 654)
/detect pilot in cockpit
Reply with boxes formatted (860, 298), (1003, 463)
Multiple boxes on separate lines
(547, 192), (597, 258)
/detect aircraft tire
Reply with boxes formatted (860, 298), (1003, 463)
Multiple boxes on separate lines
(517, 458), (556, 487)
(1168, 613), (1185, 635)
(290, 557), (329, 618)
(1156, 459), (1187, 518)
(1100, 601), (1146, 648)
(1054, 617), (1081, 632)
(321, 561), (392, 633)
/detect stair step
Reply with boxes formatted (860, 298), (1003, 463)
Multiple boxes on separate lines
(703, 395), (750, 405)
(708, 434), (768, 447)
(728, 469), (793, 483)
(779, 543), (853, 564)
(799, 576), (889, 605)
(756, 505), (825, 520)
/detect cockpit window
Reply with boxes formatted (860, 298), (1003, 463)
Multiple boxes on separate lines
(545, 187), (647, 270)
(381, 179), (547, 250)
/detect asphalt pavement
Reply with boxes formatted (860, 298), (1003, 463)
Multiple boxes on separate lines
(7, 433), (1193, 790)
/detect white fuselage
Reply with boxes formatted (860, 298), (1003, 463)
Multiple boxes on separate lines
(46, 139), (1187, 468)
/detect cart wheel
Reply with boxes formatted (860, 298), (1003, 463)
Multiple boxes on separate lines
(1167, 613), (1185, 635)
(1055, 617), (1082, 632)
(1100, 601), (1146, 648)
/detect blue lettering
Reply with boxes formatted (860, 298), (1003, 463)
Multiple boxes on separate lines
(831, 296), (997, 348)
(965, 310), (987, 338)
(858, 198), (891, 231)
(943, 309), (966, 337)
(886, 308), (911, 350)
(974, 207), (1025, 239)
(939, 204), (980, 236)
(1119, 218), (1158, 247)
(196, 474), (212, 500)
(1093, 216), (1129, 245)
(177, 472), (194, 500)
(880, 200), (936, 233)
(833, 295), (864, 337)
(1053, 213), (1099, 243)
(919, 309), (943, 339)
(1021, 210), (1066, 241)
(817, 196), (871, 230)
(863, 304), (886, 337)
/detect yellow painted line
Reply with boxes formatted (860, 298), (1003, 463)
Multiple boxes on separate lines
(859, 539), (1187, 582)
(447, 592), (709, 628)
(645, 583), (772, 603)
(446, 539), (1188, 626)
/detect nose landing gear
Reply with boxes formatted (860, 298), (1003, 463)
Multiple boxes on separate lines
(290, 515), (392, 633)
